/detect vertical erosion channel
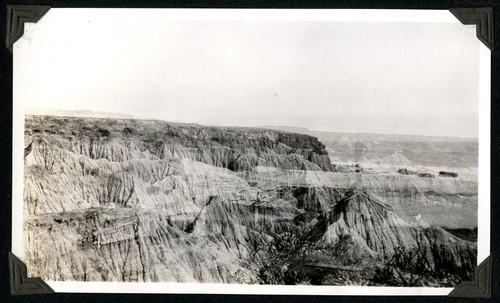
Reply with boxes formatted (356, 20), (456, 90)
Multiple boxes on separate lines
(133, 215), (150, 282)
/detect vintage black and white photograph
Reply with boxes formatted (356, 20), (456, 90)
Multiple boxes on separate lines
(11, 9), (490, 295)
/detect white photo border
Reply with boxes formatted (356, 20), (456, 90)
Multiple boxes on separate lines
(11, 8), (491, 295)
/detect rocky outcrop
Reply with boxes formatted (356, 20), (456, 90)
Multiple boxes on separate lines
(418, 173), (435, 178)
(439, 171), (458, 178)
(397, 168), (417, 175)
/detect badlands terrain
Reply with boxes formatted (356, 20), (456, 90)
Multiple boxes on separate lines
(23, 115), (478, 286)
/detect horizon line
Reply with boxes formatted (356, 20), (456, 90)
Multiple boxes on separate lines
(25, 111), (479, 140)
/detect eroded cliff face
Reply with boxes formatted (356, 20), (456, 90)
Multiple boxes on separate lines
(306, 189), (476, 272)
(23, 115), (477, 284)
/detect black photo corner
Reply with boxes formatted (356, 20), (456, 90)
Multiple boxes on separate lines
(0, 0), (499, 302)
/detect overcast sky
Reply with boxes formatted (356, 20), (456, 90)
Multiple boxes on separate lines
(15, 9), (481, 137)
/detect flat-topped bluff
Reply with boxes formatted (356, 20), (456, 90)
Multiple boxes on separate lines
(25, 115), (332, 172)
